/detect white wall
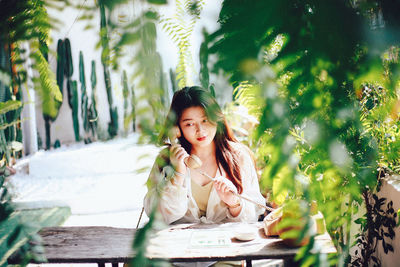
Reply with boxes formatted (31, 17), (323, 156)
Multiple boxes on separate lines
(36, 3), (111, 145)
(28, 0), (223, 149)
(374, 177), (400, 267)
(349, 176), (400, 266)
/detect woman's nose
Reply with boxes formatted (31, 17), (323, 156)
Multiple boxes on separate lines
(196, 123), (204, 133)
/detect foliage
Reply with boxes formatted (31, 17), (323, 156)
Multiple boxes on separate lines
(201, 0), (400, 266)
(0, 0), (63, 264)
(56, 39), (65, 100)
(350, 70), (400, 265)
(130, 79), (136, 132)
(99, 2), (119, 138)
(359, 83), (400, 174)
(161, 0), (205, 88)
(0, 190), (71, 267)
(122, 70), (130, 134)
(70, 0), (172, 264)
(3, 0), (63, 120)
(88, 1), (399, 266)
(110, 6), (169, 143)
(351, 181), (398, 267)
(2, 0), (398, 266)
(0, 167), (40, 267)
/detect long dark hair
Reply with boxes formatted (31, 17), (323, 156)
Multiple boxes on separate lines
(159, 86), (243, 193)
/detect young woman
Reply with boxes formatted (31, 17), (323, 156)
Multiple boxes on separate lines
(144, 86), (265, 225)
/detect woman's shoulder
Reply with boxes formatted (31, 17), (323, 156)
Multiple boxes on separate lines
(228, 141), (253, 161)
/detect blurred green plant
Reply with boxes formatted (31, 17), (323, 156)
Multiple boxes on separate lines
(39, 38), (62, 150)
(0, 39), (23, 157)
(200, 0), (400, 266)
(99, 2), (119, 138)
(161, 0), (205, 88)
(130, 80), (136, 132)
(5, 0), (398, 266)
(0, 0), (64, 264)
(359, 83), (400, 174)
(0, 166), (44, 267)
(111, 7), (169, 143)
(350, 78), (400, 266)
(122, 70), (129, 134)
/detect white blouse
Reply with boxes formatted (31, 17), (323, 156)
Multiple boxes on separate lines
(143, 142), (265, 225)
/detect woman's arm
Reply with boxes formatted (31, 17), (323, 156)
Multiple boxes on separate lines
(143, 148), (189, 224)
(226, 143), (265, 221)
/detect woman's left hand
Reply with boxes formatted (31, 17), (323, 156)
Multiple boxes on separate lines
(213, 176), (239, 207)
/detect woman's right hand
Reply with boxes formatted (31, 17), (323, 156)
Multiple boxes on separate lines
(170, 144), (189, 177)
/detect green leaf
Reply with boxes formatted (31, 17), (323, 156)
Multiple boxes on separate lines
(397, 209), (400, 227)
(147, 0), (167, 4)
(0, 206), (70, 266)
(31, 50), (63, 119)
(0, 101), (22, 116)
(145, 11), (159, 20)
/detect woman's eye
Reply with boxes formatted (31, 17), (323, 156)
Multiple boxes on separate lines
(203, 119), (208, 123)
(185, 123), (194, 127)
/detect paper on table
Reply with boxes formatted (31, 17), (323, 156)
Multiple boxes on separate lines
(189, 230), (231, 248)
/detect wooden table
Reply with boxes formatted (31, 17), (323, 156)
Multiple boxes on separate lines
(9, 222), (336, 267)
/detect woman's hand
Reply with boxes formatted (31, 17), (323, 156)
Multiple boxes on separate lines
(213, 176), (239, 207)
(170, 144), (189, 176)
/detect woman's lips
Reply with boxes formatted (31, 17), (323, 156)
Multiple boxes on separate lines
(197, 136), (206, 141)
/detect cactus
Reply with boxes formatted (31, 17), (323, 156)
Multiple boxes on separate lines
(79, 51), (89, 143)
(56, 39), (65, 99)
(100, 3), (118, 138)
(88, 60), (98, 139)
(63, 38), (80, 141)
(64, 38), (73, 108)
(68, 80), (79, 141)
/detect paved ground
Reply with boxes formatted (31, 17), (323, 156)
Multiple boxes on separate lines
(9, 134), (159, 229)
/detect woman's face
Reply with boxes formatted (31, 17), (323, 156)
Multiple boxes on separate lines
(179, 106), (217, 148)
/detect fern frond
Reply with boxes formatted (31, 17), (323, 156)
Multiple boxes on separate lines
(31, 50), (62, 119)
(161, 0), (204, 88)
(234, 82), (265, 118)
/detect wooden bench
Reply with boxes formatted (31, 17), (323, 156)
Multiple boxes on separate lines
(9, 222), (336, 267)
